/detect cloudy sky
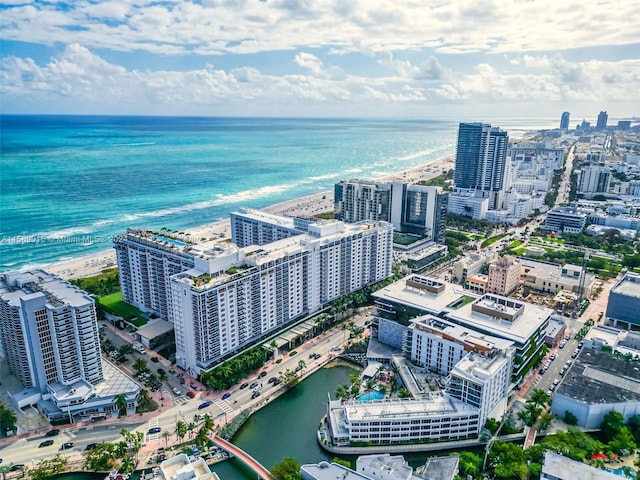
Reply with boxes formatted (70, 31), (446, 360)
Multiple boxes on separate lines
(1, 0), (639, 119)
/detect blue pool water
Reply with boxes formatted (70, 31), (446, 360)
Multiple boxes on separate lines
(357, 390), (385, 403)
(154, 235), (187, 247)
(605, 466), (637, 479)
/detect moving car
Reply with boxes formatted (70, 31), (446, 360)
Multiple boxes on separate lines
(172, 387), (182, 395)
(148, 427), (162, 434)
(61, 442), (74, 450)
(258, 371), (267, 378)
(85, 443), (98, 451)
(45, 429), (60, 437)
(198, 401), (211, 410)
(221, 392), (231, 400)
(39, 440), (54, 448)
(186, 391), (196, 398)
(240, 383), (249, 389)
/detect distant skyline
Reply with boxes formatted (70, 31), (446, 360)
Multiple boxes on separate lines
(1, 0), (639, 119)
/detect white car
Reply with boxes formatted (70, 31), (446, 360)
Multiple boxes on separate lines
(172, 387), (182, 396)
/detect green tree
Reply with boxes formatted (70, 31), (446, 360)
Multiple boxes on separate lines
(484, 418), (500, 434)
(176, 420), (188, 443)
(456, 451), (482, 479)
(194, 426), (210, 449)
(0, 465), (11, 480)
(30, 455), (68, 480)
(133, 358), (148, 375)
(202, 413), (215, 434)
(335, 384), (350, 400)
(529, 389), (551, 408)
(271, 457), (302, 480)
(332, 458), (351, 468)
(162, 430), (170, 449)
(489, 441), (527, 480)
(85, 443), (115, 471)
(601, 410), (625, 443)
(297, 359), (306, 375)
(539, 413), (555, 430)
(609, 426), (637, 453)
(563, 410), (578, 425)
(114, 394), (128, 416)
(120, 456), (136, 474)
(627, 414), (640, 443)
(0, 402), (18, 434)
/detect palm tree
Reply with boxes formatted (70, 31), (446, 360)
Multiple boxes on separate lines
(133, 358), (147, 375)
(335, 384), (350, 400)
(187, 422), (197, 440)
(195, 427), (210, 449)
(120, 457), (136, 474)
(175, 420), (187, 443)
(528, 388), (550, 408)
(0, 403), (18, 434)
(365, 379), (375, 392)
(136, 389), (150, 410)
(162, 430), (170, 449)
(297, 359), (306, 375)
(130, 431), (144, 461)
(202, 414), (215, 434)
(114, 394), (128, 417)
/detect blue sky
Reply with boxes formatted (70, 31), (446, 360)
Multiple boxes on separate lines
(1, 0), (639, 119)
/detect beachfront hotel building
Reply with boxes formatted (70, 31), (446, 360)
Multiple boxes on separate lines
(230, 207), (306, 247)
(169, 221), (393, 374)
(0, 270), (140, 421)
(325, 344), (512, 446)
(447, 122), (509, 218)
(334, 180), (447, 241)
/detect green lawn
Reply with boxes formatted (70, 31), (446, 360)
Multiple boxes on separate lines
(480, 234), (506, 249)
(507, 239), (523, 249)
(393, 233), (421, 245)
(98, 292), (147, 327)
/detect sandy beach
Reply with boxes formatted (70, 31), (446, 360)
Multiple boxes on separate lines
(46, 154), (454, 280)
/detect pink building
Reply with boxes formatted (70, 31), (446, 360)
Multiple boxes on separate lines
(487, 256), (520, 296)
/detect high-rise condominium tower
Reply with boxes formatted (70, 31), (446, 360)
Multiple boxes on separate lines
(453, 122), (509, 210)
(560, 112), (570, 131)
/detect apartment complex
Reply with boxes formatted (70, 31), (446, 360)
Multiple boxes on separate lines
(487, 256), (520, 296)
(0, 270), (139, 420)
(542, 206), (587, 234)
(334, 180), (447, 241)
(448, 123), (509, 218)
(169, 221), (393, 373)
(230, 207), (306, 247)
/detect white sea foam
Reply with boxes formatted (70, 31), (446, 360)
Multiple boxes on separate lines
(112, 142), (157, 147)
(34, 226), (94, 239)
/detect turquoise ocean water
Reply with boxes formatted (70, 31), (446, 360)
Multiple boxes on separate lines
(0, 115), (555, 271)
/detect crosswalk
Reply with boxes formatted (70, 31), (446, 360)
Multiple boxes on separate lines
(214, 399), (233, 414)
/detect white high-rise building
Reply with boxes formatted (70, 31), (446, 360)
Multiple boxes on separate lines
(0, 270), (139, 420)
(170, 221), (393, 374)
(230, 207), (306, 247)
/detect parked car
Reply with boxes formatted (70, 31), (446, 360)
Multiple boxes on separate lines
(10, 465), (25, 472)
(150, 357), (160, 363)
(157, 368), (166, 375)
(172, 387), (182, 395)
(221, 392), (231, 400)
(240, 382), (249, 389)
(186, 391), (196, 398)
(39, 440), (54, 448)
(268, 377), (277, 384)
(550, 353), (556, 360)
(258, 371), (267, 378)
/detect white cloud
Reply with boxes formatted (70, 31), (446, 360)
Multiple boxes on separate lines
(1, 0), (638, 56)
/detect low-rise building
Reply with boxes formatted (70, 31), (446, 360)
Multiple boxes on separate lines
(520, 259), (594, 298)
(466, 274), (488, 294)
(160, 453), (219, 480)
(550, 346), (640, 428)
(543, 207), (587, 234)
(541, 451), (619, 480)
(606, 272), (640, 329)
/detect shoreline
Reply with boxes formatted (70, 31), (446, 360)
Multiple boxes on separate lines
(44, 154), (454, 280)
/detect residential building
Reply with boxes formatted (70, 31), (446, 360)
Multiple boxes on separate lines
(542, 206), (587, 234)
(487, 256), (520, 296)
(560, 112), (570, 131)
(606, 272), (640, 329)
(596, 111), (608, 130)
(160, 453), (219, 480)
(0, 270), (139, 420)
(541, 452), (619, 480)
(449, 122), (509, 214)
(301, 462), (370, 480)
(452, 251), (498, 283)
(334, 180), (447, 241)
(550, 346), (640, 428)
(230, 207), (305, 247)
(577, 164), (611, 194)
(406, 315), (513, 375)
(520, 259), (594, 298)
(170, 221), (393, 374)
(466, 274), (488, 294)
(445, 294), (551, 379)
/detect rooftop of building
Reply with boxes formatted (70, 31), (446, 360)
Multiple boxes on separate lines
(0, 269), (92, 308)
(419, 455), (460, 480)
(357, 454), (418, 480)
(520, 258), (592, 286)
(541, 451), (619, 480)
(611, 272), (640, 298)
(160, 454), (217, 480)
(136, 319), (174, 340)
(341, 393), (477, 421)
(451, 348), (511, 381)
(301, 462), (371, 480)
(554, 346), (640, 404)
(410, 315), (513, 353)
(231, 207), (301, 229)
(446, 293), (552, 346)
(373, 275), (472, 316)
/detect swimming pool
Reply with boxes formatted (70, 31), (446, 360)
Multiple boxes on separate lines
(154, 235), (186, 247)
(605, 466), (637, 479)
(357, 390), (385, 403)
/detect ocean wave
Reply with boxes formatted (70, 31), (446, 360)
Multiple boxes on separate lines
(308, 173), (342, 181)
(112, 142), (157, 147)
(343, 168), (362, 174)
(33, 226), (94, 239)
